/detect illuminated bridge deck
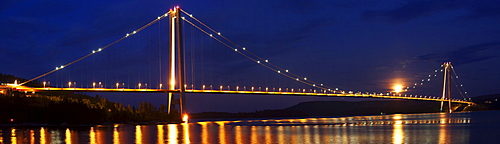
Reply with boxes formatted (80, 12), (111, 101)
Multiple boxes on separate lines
(186, 90), (473, 104)
(11, 86), (473, 105)
(15, 87), (173, 93)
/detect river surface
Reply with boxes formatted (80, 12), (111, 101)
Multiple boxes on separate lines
(2, 110), (500, 143)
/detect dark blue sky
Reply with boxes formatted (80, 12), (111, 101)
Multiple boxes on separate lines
(1, 0), (500, 112)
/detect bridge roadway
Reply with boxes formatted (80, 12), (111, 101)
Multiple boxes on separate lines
(10, 86), (474, 105)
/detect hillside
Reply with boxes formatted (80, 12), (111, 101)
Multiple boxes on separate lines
(0, 73), (180, 125)
(192, 99), (466, 119)
(192, 94), (500, 119)
(463, 93), (500, 111)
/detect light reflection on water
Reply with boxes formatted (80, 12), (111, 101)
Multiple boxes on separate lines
(3, 111), (497, 143)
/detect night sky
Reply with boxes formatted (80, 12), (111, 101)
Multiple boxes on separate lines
(1, 0), (500, 113)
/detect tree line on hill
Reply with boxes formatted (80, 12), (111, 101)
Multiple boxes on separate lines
(0, 73), (180, 125)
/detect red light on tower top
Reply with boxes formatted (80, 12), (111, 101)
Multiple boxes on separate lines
(173, 6), (180, 12)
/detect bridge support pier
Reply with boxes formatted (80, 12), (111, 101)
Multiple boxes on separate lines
(440, 62), (452, 113)
(166, 7), (187, 122)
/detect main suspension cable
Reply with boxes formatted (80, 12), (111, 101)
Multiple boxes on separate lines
(20, 11), (173, 86)
(180, 9), (344, 93)
(450, 65), (470, 99)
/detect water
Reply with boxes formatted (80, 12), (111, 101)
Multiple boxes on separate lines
(2, 110), (500, 143)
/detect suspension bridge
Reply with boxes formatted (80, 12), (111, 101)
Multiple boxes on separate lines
(2, 7), (473, 121)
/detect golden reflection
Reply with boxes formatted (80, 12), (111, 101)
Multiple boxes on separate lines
(30, 130), (35, 144)
(235, 126), (242, 144)
(440, 113), (447, 124)
(114, 125), (120, 144)
(367, 125), (374, 143)
(313, 125), (320, 143)
(65, 128), (72, 144)
(216, 122), (226, 144)
(135, 125), (143, 144)
(265, 126), (272, 144)
(393, 120), (404, 144)
(40, 127), (47, 144)
(296, 126), (303, 143)
(96, 126), (105, 144)
(11, 127), (17, 144)
(393, 114), (402, 120)
(250, 126), (257, 143)
(167, 124), (178, 144)
(1, 113), (473, 144)
(304, 125), (311, 143)
(440, 118), (446, 124)
(277, 126), (284, 144)
(439, 114), (449, 143)
(199, 122), (208, 144)
(342, 125), (348, 143)
(182, 123), (190, 144)
(89, 127), (97, 144)
(299, 118), (307, 123)
(439, 124), (448, 143)
(291, 126), (297, 143)
(157, 125), (164, 144)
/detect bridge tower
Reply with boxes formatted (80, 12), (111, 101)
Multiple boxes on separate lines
(167, 6), (187, 122)
(440, 62), (452, 113)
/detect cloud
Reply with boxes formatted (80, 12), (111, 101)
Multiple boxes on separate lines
(446, 42), (500, 65)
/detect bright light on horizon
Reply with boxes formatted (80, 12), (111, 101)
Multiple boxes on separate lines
(183, 114), (189, 123)
(394, 84), (403, 93)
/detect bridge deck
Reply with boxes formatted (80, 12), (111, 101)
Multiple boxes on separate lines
(14, 87), (174, 93)
(9, 86), (473, 105)
(186, 90), (474, 104)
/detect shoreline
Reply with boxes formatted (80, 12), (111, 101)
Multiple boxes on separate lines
(2, 110), (485, 127)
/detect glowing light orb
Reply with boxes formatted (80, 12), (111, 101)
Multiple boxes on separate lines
(393, 85), (403, 93)
(182, 114), (189, 123)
